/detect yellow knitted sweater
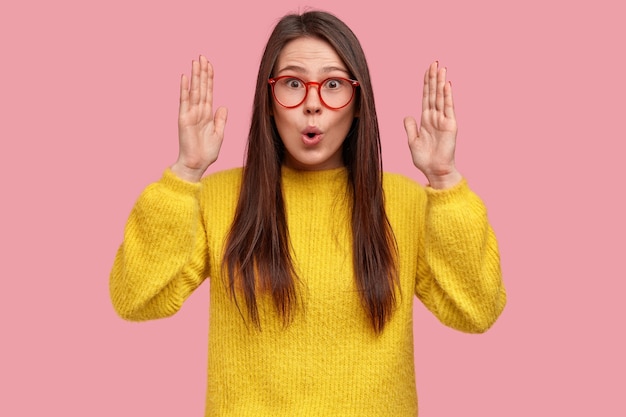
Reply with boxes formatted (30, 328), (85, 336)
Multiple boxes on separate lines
(110, 166), (506, 416)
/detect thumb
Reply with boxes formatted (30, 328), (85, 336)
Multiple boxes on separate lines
(403, 116), (419, 141)
(214, 106), (228, 137)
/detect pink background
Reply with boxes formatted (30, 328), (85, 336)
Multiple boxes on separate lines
(1, 0), (624, 415)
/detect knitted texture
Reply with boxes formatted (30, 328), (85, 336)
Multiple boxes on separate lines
(110, 166), (506, 416)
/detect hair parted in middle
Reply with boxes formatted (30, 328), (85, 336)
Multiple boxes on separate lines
(223, 10), (398, 333)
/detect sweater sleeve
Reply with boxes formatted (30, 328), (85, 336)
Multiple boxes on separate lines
(415, 179), (506, 333)
(109, 169), (211, 321)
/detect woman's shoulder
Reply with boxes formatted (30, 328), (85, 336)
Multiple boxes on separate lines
(199, 167), (243, 201)
(382, 171), (427, 212)
(382, 171), (425, 194)
(201, 167), (243, 187)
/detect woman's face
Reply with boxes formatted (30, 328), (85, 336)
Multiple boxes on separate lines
(271, 37), (358, 171)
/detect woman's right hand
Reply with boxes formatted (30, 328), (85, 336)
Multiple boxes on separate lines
(171, 55), (228, 182)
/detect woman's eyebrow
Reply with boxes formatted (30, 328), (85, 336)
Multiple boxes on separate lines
(275, 65), (307, 75)
(320, 66), (349, 74)
(275, 65), (349, 75)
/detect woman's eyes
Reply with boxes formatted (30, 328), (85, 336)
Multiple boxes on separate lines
(323, 79), (343, 89)
(282, 78), (346, 89)
(285, 78), (304, 88)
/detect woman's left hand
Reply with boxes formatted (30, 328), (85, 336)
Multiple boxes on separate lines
(403, 61), (463, 189)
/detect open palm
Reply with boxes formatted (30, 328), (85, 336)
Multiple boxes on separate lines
(172, 56), (228, 182)
(404, 62), (461, 189)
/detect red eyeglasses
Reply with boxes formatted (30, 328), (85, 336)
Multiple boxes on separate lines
(268, 76), (359, 110)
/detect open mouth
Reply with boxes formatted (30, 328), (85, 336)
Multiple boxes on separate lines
(301, 127), (323, 145)
(302, 126), (322, 136)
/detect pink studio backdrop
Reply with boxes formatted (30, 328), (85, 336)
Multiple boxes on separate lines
(1, 0), (623, 415)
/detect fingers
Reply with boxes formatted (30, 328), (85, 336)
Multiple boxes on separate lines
(443, 80), (455, 119)
(179, 73), (189, 113)
(421, 66), (429, 114)
(189, 59), (201, 106)
(423, 61), (454, 116)
(204, 58), (215, 119)
(435, 67), (446, 112)
(199, 56), (208, 105)
(180, 56), (217, 122)
(427, 61), (437, 110)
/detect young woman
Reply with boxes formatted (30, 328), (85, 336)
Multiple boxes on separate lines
(110, 10), (506, 416)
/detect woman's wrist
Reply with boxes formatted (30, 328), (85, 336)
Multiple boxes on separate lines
(426, 169), (463, 190)
(170, 161), (206, 183)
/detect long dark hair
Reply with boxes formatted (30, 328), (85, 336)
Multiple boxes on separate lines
(223, 11), (398, 333)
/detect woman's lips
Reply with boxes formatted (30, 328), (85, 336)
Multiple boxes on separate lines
(301, 132), (322, 145)
(301, 127), (322, 145)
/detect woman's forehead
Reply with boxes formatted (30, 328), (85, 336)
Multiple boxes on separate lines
(275, 37), (348, 76)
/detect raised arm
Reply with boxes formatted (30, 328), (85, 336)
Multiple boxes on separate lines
(406, 62), (506, 332)
(110, 56), (225, 320)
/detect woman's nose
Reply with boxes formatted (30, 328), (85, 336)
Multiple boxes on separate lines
(303, 85), (322, 114)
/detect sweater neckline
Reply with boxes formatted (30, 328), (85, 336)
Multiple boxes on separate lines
(281, 165), (349, 191)
(281, 165), (348, 177)
(281, 165), (347, 178)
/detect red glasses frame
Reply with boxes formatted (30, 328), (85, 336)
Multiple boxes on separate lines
(268, 76), (360, 110)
